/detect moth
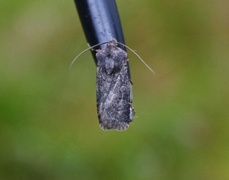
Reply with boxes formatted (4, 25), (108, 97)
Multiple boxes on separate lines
(70, 38), (154, 131)
(96, 39), (134, 130)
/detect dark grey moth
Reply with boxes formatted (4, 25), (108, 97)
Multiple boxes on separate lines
(96, 39), (134, 131)
(70, 38), (153, 131)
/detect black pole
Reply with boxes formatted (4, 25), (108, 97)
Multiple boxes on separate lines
(74, 0), (126, 63)
(73, 0), (134, 130)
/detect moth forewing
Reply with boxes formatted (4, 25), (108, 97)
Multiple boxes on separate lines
(96, 40), (133, 131)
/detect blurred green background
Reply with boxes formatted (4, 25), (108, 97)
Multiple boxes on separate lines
(0, 0), (228, 179)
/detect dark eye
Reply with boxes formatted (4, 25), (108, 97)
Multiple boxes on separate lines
(113, 52), (126, 63)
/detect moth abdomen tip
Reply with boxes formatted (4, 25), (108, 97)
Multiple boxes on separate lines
(100, 122), (129, 131)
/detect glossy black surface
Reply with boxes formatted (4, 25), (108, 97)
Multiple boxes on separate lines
(74, 0), (126, 62)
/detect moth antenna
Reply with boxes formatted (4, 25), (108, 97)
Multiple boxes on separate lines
(69, 41), (109, 69)
(117, 42), (155, 74)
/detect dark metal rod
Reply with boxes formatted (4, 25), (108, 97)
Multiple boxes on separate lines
(74, 0), (126, 63)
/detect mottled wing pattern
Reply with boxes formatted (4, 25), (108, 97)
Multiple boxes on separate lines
(96, 40), (134, 131)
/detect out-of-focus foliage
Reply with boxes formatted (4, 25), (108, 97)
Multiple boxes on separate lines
(0, 0), (228, 179)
